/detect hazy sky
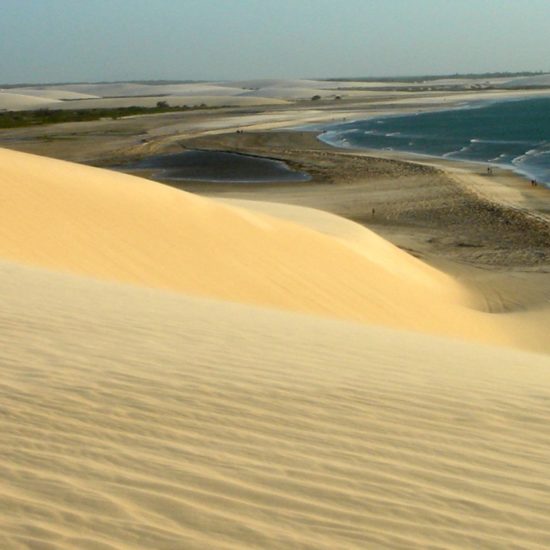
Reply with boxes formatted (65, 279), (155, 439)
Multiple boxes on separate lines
(1, 0), (549, 84)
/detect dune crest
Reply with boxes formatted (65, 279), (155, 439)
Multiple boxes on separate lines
(1, 137), (550, 549)
(0, 148), (456, 317)
(2, 146), (550, 352)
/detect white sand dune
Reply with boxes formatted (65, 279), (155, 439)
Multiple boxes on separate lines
(220, 198), (460, 294)
(0, 147), (462, 323)
(2, 146), (550, 352)
(3, 78), (548, 114)
(1, 147), (550, 548)
(42, 82), (248, 98)
(3, 146), (549, 351)
(42, 82), (169, 97)
(1, 259), (550, 549)
(141, 84), (246, 96)
(0, 92), (61, 111)
(6, 88), (100, 100)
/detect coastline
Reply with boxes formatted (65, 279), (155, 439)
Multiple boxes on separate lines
(313, 94), (550, 189)
(320, 133), (550, 189)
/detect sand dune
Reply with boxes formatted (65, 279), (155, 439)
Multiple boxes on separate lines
(1, 147), (463, 320)
(41, 82), (174, 97)
(41, 82), (265, 98)
(0, 83), (278, 111)
(3, 146), (550, 351)
(1, 259), (550, 549)
(220, 198), (460, 293)
(1, 147), (550, 548)
(6, 88), (100, 100)
(139, 84), (246, 96)
(0, 92), (61, 111)
(5, 78), (547, 114)
(3, 77), (549, 114)
(5, 146), (550, 352)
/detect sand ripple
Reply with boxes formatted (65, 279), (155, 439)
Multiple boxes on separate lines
(1, 263), (550, 549)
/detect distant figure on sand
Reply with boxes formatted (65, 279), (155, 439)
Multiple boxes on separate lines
(487, 167), (492, 175)
(531, 179), (538, 187)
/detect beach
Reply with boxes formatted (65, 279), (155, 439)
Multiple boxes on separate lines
(1, 80), (550, 548)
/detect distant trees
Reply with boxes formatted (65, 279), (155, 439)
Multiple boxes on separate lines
(0, 103), (225, 129)
(311, 95), (321, 101)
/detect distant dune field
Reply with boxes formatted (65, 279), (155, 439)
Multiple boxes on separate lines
(2, 76), (549, 111)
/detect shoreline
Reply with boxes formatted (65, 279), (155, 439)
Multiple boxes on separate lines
(320, 135), (550, 190)
(312, 94), (550, 189)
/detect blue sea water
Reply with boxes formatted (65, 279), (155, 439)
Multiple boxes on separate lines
(317, 96), (550, 186)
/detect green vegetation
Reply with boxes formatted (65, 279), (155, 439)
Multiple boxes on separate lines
(0, 103), (223, 129)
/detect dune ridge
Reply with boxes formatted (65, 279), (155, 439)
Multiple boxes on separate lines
(0, 92), (62, 111)
(1, 147), (550, 353)
(0, 147), (463, 322)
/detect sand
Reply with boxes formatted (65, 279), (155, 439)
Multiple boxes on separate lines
(0, 92), (62, 111)
(2, 146), (550, 351)
(2, 258), (550, 549)
(1, 82), (550, 548)
(6, 88), (100, 100)
(5, 78), (548, 114)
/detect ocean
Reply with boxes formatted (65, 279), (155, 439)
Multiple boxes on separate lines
(317, 96), (550, 186)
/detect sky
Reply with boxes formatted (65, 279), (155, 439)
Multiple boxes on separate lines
(1, 0), (549, 85)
